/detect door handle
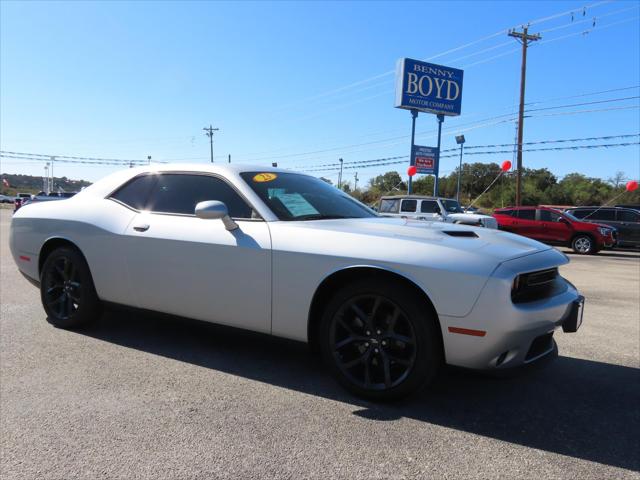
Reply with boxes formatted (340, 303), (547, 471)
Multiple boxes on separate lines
(133, 224), (150, 232)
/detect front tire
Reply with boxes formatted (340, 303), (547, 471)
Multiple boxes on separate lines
(319, 279), (441, 401)
(40, 247), (101, 328)
(571, 235), (595, 255)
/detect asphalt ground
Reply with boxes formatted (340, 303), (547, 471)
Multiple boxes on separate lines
(1, 208), (639, 479)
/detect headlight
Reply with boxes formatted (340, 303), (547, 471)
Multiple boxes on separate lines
(598, 227), (611, 236)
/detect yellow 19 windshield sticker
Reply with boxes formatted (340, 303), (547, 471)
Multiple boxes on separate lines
(253, 173), (278, 183)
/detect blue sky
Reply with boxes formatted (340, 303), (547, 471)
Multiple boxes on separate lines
(1, 0), (639, 187)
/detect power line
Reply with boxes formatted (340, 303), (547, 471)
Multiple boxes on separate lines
(524, 95), (639, 113)
(0, 150), (151, 163)
(537, 3), (638, 34)
(228, 85), (639, 163)
(528, 0), (613, 26)
(300, 135), (640, 172)
(305, 141), (639, 172)
(525, 85), (639, 106)
(247, 95), (639, 165)
(267, 1), (614, 115)
(0, 153), (150, 166)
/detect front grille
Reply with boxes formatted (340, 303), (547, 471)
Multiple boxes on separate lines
(525, 333), (554, 361)
(512, 268), (565, 303)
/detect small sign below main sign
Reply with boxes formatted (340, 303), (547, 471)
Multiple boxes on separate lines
(395, 58), (463, 116)
(412, 145), (438, 175)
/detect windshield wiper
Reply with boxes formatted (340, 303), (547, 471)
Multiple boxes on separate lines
(294, 214), (355, 221)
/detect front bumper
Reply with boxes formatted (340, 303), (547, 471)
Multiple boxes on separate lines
(439, 249), (582, 370)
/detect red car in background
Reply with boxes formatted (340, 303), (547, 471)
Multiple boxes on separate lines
(493, 206), (617, 254)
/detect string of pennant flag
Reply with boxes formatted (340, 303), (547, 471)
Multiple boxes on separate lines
(302, 139), (640, 173)
(293, 133), (640, 170)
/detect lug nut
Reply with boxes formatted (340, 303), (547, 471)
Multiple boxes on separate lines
(374, 348), (379, 353)
(365, 331), (370, 335)
(376, 330), (381, 335)
(364, 343), (369, 348)
(382, 341), (387, 346)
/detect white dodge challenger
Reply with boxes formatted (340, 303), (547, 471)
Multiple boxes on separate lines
(10, 164), (584, 400)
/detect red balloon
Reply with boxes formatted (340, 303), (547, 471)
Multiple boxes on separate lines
(501, 160), (512, 172)
(407, 165), (417, 177)
(626, 180), (638, 192)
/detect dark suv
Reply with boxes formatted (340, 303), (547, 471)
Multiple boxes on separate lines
(565, 207), (640, 249)
(494, 206), (617, 254)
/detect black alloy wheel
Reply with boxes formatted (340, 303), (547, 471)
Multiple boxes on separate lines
(40, 247), (101, 328)
(329, 295), (417, 391)
(320, 279), (441, 401)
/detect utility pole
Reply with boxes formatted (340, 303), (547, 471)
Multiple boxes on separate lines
(50, 156), (55, 193)
(202, 125), (219, 163)
(44, 163), (50, 194)
(147, 155), (152, 165)
(338, 158), (344, 189)
(354, 172), (359, 191)
(455, 135), (466, 202)
(508, 25), (540, 206)
(228, 154), (231, 164)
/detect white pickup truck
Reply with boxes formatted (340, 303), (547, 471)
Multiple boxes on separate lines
(377, 195), (498, 229)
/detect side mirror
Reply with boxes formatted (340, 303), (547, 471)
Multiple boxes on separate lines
(195, 200), (239, 231)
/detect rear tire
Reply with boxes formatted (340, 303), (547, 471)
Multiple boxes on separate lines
(40, 247), (101, 328)
(571, 235), (595, 255)
(319, 278), (442, 401)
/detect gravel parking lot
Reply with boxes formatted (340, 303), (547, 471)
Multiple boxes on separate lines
(1, 208), (639, 479)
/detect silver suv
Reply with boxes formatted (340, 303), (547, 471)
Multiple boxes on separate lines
(378, 195), (498, 229)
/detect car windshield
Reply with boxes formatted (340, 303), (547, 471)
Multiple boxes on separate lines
(441, 199), (465, 213)
(240, 171), (377, 221)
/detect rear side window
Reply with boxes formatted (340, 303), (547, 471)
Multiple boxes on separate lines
(146, 174), (253, 218)
(517, 209), (536, 220)
(538, 210), (562, 222)
(110, 174), (158, 210)
(420, 200), (440, 213)
(589, 209), (616, 221)
(496, 209), (514, 216)
(569, 209), (592, 219)
(618, 210), (639, 222)
(379, 199), (400, 213)
(401, 199), (417, 212)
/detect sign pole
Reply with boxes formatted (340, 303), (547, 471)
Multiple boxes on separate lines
(434, 114), (444, 196)
(408, 109), (418, 194)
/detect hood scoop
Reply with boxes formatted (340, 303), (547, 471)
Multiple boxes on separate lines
(442, 230), (478, 238)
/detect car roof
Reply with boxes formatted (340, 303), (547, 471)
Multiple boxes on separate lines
(568, 206), (624, 210)
(379, 195), (453, 201)
(74, 163), (306, 200)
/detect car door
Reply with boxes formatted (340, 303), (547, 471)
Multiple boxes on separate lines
(400, 199), (418, 219)
(120, 173), (272, 334)
(419, 199), (443, 222)
(617, 209), (640, 246)
(537, 209), (572, 243)
(514, 209), (541, 239)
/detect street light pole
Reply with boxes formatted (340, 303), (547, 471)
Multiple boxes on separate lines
(455, 135), (466, 202)
(338, 158), (344, 189)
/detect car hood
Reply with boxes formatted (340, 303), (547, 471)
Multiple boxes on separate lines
(447, 212), (493, 221)
(584, 221), (616, 231)
(288, 216), (553, 263)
